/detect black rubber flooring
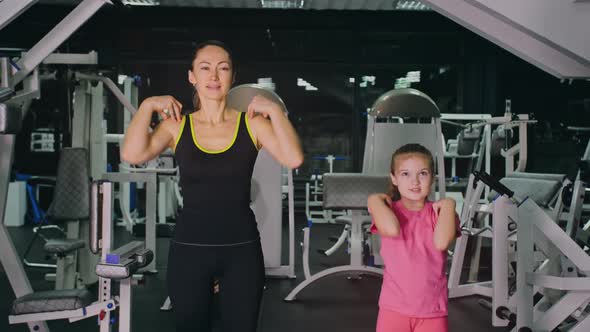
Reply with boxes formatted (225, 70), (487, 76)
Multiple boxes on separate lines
(1, 213), (509, 332)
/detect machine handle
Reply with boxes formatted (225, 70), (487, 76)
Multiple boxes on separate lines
(90, 182), (100, 254)
(473, 171), (514, 198)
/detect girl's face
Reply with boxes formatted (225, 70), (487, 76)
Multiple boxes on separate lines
(391, 153), (433, 205)
(188, 45), (233, 102)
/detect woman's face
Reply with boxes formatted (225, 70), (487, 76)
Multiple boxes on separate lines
(188, 45), (233, 102)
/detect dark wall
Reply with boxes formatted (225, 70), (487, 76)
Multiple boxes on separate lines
(2, 4), (589, 174)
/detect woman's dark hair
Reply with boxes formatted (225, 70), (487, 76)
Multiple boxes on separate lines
(189, 40), (236, 111)
(388, 143), (435, 200)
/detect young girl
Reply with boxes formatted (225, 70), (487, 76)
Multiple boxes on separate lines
(367, 143), (460, 332)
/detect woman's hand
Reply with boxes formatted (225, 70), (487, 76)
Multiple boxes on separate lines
(145, 95), (183, 122)
(246, 95), (282, 120)
(245, 94), (303, 169)
(121, 95), (182, 164)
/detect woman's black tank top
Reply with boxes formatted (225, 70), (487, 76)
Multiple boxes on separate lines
(173, 111), (259, 245)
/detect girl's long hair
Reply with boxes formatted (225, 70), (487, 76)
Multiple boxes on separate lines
(388, 143), (435, 201)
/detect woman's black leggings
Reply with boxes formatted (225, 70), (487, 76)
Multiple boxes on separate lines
(167, 240), (265, 332)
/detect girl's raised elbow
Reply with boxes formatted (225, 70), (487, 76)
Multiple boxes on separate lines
(381, 227), (400, 238)
(433, 239), (451, 251)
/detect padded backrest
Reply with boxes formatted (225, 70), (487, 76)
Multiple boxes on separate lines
(48, 148), (90, 221)
(457, 127), (481, 155)
(369, 88), (440, 118)
(323, 173), (390, 210)
(490, 125), (513, 157)
(0, 102), (22, 135)
(487, 172), (566, 207)
(226, 83), (287, 113)
(363, 122), (441, 175)
(362, 89), (445, 201)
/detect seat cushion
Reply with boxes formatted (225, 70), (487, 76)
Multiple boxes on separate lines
(487, 177), (562, 207)
(44, 238), (85, 254)
(11, 289), (92, 315)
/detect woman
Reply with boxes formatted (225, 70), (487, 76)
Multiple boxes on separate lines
(121, 40), (303, 332)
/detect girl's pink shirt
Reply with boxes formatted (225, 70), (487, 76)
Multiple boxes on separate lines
(371, 200), (460, 318)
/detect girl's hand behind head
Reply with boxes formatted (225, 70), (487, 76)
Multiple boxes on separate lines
(432, 198), (456, 216)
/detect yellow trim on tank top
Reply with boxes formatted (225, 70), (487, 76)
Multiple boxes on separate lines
(244, 113), (259, 150)
(173, 116), (186, 152)
(189, 112), (241, 154)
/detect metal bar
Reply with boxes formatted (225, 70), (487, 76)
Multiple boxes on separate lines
(435, 118), (446, 198)
(99, 181), (113, 332)
(516, 199), (535, 331)
(102, 172), (157, 184)
(1, 58), (10, 88)
(566, 178), (585, 239)
(522, 199), (590, 272)
(0, 0), (38, 31)
(90, 182), (100, 254)
(102, 172), (158, 272)
(12, 0), (110, 86)
(287, 168), (295, 277)
(533, 292), (590, 331)
(516, 117), (528, 172)
(105, 133), (124, 143)
(75, 73), (138, 115)
(350, 211), (363, 267)
(144, 176), (157, 273)
(491, 196), (514, 327)
(118, 278), (132, 332)
(37, 51), (98, 65)
(441, 113), (492, 121)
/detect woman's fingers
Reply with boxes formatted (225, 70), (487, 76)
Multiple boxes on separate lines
(249, 96), (274, 119)
(158, 96), (183, 122)
(159, 108), (170, 120)
(172, 101), (181, 122)
(247, 101), (255, 119)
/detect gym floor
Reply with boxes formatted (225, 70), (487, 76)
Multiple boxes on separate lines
(1, 212), (509, 332)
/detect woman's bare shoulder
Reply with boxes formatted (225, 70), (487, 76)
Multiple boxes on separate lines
(158, 115), (185, 136)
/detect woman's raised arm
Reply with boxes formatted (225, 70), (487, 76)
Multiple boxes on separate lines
(121, 95), (182, 164)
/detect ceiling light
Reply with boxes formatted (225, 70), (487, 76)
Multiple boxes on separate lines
(118, 75), (128, 85)
(260, 0), (305, 9)
(394, 78), (411, 89)
(297, 78), (308, 87)
(393, 0), (429, 11)
(257, 77), (276, 91)
(120, 0), (160, 6)
(406, 71), (420, 83)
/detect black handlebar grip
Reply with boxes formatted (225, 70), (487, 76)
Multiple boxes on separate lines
(473, 171), (514, 198)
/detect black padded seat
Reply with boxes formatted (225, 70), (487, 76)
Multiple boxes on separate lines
(11, 289), (92, 315)
(44, 238), (85, 254)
